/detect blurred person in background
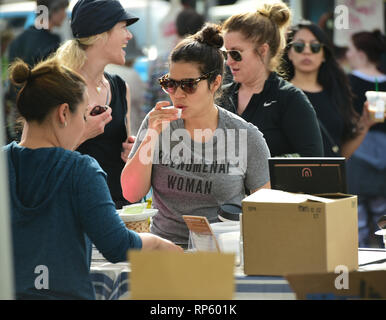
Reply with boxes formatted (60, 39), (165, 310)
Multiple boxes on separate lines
(1, 29), (15, 143)
(347, 30), (386, 113)
(181, 0), (196, 9)
(6, 0), (69, 142)
(8, 0), (69, 67)
(1, 30), (14, 83)
(6, 57), (182, 300)
(283, 21), (373, 159)
(121, 24), (271, 247)
(105, 37), (146, 136)
(345, 30), (386, 247)
(219, 2), (323, 157)
(146, 6), (205, 114)
(55, 0), (138, 209)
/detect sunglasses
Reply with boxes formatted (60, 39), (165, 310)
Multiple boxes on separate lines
(222, 50), (242, 62)
(158, 71), (213, 94)
(90, 105), (108, 116)
(291, 42), (323, 54)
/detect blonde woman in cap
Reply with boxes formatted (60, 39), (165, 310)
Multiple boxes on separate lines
(105, 36), (146, 136)
(56, 0), (139, 209)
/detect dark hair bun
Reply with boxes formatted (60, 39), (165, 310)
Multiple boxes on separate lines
(372, 29), (385, 44)
(371, 29), (386, 53)
(194, 23), (223, 49)
(9, 59), (31, 87)
(373, 29), (382, 39)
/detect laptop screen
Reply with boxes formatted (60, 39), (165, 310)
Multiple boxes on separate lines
(268, 157), (347, 194)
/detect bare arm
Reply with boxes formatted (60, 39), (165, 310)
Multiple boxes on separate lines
(250, 181), (271, 194)
(121, 101), (178, 202)
(341, 102), (379, 160)
(121, 131), (158, 202)
(340, 129), (368, 160)
(139, 233), (184, 252)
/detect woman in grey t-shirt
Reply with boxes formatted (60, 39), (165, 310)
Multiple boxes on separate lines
(121, 24), (271, 246)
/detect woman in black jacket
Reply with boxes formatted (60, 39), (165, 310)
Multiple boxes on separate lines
(219, 2), (323, 157)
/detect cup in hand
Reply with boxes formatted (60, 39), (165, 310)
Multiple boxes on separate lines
(365, 91), (386, 123)
(161, 106), (182, 119)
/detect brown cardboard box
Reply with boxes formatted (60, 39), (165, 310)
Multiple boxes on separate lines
(286, 270), (386, 299)
(129, 251), (235, 300)
(242, 189), (358, 276)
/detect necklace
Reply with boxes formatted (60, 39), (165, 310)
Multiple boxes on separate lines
(82, 72), (106, 94)
(95, 78), (107, 94)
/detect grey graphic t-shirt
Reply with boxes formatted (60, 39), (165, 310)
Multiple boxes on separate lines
(129, 106), (271, 244)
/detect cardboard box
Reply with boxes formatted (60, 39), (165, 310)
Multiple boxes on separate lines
(129, 251), (235, 300)
(242, 189), (358, 276)
(286, 270), (386, 300)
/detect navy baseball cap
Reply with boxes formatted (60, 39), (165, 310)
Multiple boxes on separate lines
(71, 0), (139, 38)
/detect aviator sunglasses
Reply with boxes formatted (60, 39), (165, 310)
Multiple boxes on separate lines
(222, 49), (242, 62)
(158, 71), (214, 94)
(291, 41), (323, 54)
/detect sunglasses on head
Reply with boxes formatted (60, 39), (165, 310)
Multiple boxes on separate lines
(291, 42), (323, 54)
(158, 71), (213, 94)
(222, 50), (242, 62)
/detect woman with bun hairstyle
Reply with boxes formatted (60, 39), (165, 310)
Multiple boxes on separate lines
(5, 58), (182, 300)
(347, 30), (386, 114)
(219, 2), (323, 157)
(121, 24), (271, 247)
(283, 21), (371, 158)
(345, 30), (386, 247)
(55, 0), (138, 209)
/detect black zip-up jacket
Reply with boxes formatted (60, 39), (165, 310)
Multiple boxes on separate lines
(218, 72), (324, 157)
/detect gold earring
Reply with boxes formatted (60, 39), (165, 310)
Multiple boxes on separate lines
(64, 121), (67, 127)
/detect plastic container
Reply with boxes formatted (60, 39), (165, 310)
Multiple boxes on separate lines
(118, 208), (158, 233)
(210, 221), (241, 265)
(375, 215), (386, 248)
(375, 230), (386, 249)
(122, 203), (147, 214)
(365, 91), (386, 123)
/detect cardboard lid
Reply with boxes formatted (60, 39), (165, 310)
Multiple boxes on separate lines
(242, 189), (335, 204)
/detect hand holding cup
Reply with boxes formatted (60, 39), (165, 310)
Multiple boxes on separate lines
(148, 101), (180, 134)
